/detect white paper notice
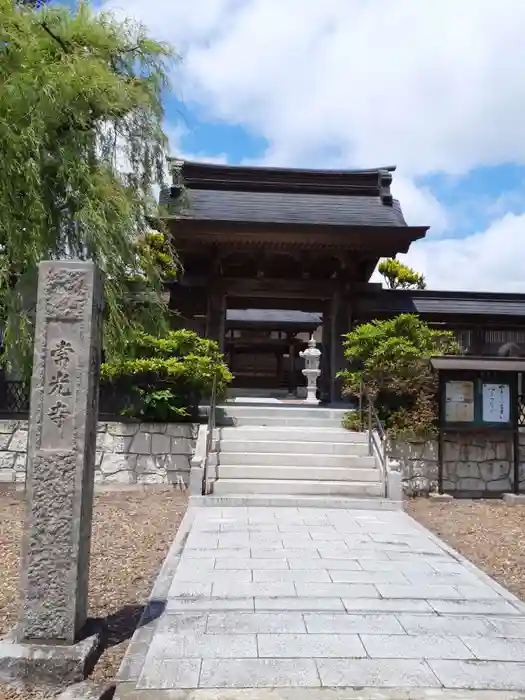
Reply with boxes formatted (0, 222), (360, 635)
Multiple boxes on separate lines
(445, 381), (474, 422)
(482, 383), (510, 423)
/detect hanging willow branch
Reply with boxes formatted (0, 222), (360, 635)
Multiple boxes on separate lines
(0, 0), (179, 372)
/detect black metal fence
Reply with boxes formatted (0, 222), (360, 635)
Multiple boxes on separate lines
(0, 378), (126, 419)
(519, 394), (525, 427)
(0, 379), (30, 416)
(3, 374), (525, 426)
(0, 377), (202, 421)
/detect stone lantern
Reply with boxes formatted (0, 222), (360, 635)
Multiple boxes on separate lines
(299, 336), (321, 405)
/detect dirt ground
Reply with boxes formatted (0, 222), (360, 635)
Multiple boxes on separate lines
(406, 497), (525, 601)
(0, 488), (187, 700)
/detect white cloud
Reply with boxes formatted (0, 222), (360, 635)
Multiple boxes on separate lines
(165, 124), (229, 165)
(102, 0), (525, 291)
(392, 176), (449, 236)
(113, 0), (525, 176)
(395, 212), (525, 293)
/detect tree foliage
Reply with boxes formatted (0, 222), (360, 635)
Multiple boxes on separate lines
(132, 230), (179, 284)
(339, 314), (460, 437)
(101, 330), (233, 421)
(0, 0), (177, 368)
(378, 258), (426, 290)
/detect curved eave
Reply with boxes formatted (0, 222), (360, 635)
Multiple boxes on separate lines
(163, 217), (428, 255)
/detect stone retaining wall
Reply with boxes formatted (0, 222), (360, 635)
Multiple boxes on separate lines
(0, 420), (198, 487)
(389, 431), (525, 497)
(388, 439), (438, 497)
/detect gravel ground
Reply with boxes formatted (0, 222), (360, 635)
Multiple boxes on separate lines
(0, 488), (187, 700)
(406, 497), (525, 601)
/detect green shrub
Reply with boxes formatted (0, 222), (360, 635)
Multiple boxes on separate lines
(100, 329), (233, 421)
(338, 314), (460, 438)
(341, 411), (365, 432)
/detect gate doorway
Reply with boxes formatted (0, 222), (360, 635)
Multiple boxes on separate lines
(224, 308), (323, 396)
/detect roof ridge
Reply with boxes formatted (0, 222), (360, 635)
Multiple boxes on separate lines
(169, 158), (396, 176)
(170, 160), (395, 204)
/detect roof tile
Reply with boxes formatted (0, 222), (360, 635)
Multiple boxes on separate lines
(165, 189), (406, 228)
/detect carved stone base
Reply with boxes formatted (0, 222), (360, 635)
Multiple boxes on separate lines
(302, 370), (320, 405)
(0, 619), (105, 687)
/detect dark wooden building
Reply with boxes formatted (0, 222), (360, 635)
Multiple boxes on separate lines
(161, 160), (525, 401)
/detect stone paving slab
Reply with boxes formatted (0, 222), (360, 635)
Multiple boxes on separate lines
(359, 634), (473, 660)
(257, 633), (366, 659)
(205, 612), (307, 634)
(199, 658), (320, 688)
(115, 505), (525, 694)
(145, 631), (258, 658)
(316, 658), (441, 688)
(395, 614), (497, 637)
(115, 689), (525, 700)
(427, 660), (525, 691)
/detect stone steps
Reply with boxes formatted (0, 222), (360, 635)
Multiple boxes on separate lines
(220, 439), (370, 456)
(216, 405), (348, 428)
(212, 478), (383, 497)
(218, 451), (375, 469)
(216, 465), (380, 482)
(206, 402), (384, 503)
(190, 494), (398, 510)
(226, 388), (290, 399)
(220, 426), (366, 443)
(218, 416), (345, 427)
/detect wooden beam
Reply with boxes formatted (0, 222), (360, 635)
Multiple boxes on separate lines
(223, 277), (335, 299)
(226, 296), (325, 312)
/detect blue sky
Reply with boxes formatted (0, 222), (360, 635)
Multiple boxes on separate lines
(168, 96), (267, 164)
(418, 165), (525, 238)
(94, 0), (525, 291)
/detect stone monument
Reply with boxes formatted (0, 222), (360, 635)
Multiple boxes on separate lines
(299, 336), (321, 405)
(0, 261), (104, 685)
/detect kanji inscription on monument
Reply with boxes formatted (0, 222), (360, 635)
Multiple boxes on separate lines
(19, 261), (103, 645)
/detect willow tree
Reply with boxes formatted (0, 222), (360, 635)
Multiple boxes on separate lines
(0, 0), (177, 369)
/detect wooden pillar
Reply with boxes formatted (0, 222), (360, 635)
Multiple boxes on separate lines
(276, 350), (283, 389)
(321, 300), (332, 402)
(330, 288), (350, 403)
(219, 295), (226, 353)
(288, 336), (296, 394)
(329, 290), (339, 403)
(206, 283), (226, 350)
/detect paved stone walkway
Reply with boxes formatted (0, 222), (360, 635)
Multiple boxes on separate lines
(115, 506), (525, 696)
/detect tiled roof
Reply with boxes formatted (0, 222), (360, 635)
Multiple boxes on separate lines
(173, 189), (407, 228)
(160, 160), (412, 229)
(226, 294), (525, 324)
(358, 291), (525, 317)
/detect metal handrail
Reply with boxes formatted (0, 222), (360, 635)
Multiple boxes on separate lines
(201, 371), (218, 496)
(360, 381), (387, 495)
